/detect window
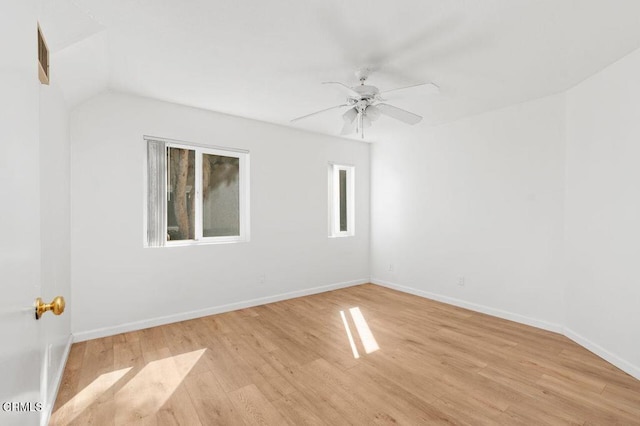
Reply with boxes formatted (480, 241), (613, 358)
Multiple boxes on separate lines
(329, 163), (354, 237)
(38, 23), (50, 85)
(146, 138), (249, 246)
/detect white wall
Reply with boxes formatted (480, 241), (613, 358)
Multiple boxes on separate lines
(369, 50), (640, 380)
(70, 92), (370, 339)
(564, 47), (640, 377)
(39, 81), (72, 414)
(371, 94), (567, 331)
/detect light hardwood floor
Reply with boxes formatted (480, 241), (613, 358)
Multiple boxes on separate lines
(51, 284), (640, 425)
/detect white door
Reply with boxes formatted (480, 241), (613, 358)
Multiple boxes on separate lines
(0, 80), (45, 425)
(1, 2), (46, 425)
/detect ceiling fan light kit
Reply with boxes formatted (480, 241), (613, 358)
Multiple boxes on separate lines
(291, 69), (438, 139)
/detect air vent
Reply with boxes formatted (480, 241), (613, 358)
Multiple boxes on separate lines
(37, 24), (49, 85)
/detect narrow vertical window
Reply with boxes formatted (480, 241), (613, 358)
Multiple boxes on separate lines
(339, 169), (348, 232)
(38, 24), (50, 85)
(329, 163), (354, 237)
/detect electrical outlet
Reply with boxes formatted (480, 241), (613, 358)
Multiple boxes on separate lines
(388, 264), (395, 272)
(259, 274), (266, 284)
(457, 276), (465, 287)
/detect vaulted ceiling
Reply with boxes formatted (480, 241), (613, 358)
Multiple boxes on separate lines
(42, 0), (640, 142)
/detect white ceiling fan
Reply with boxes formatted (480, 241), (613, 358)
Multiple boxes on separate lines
(291, 69), (439, 138)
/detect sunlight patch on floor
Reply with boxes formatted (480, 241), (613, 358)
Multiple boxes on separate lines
(54, 367), (132, 424)
(349, 307), (380, 354)
(340, 310), (360, 359)
(53, 348), (206, 424)
(340, 307), (379, 358)
(115, 348), (205, 421)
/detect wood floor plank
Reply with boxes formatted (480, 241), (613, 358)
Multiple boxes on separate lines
(53, 284), (640, 425)
(228, 384), (290, 425)
(537, 373), (640, 423)
(51, 341), (86, 417)
(154, 382), (202, 426)
(297, 359), (374, 425)
(200, 335), (253, 393)
(271, 392), (328, 426)
(346, 363), (464, 425)
(601, 382), (640, 414)
(269, 372), (345, 425)
(184, 370), (240, 426)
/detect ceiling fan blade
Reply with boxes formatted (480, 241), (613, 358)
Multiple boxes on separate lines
(376, 103), (423, 125)
(379, 82), (440, 96)
(291, 104), (349, 123)
(322, 81), (360, 98)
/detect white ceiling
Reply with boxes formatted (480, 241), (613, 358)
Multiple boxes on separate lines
(41, 0), (640, 142)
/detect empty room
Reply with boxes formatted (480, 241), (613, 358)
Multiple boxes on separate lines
(2, 0), (640, 425)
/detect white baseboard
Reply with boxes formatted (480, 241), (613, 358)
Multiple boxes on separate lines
(371, 278), (563, 333)
(73, 278), (368, 342)
(372, 278), (640, 382)
(41, 334), (73, 426)
(70, 276), (640, 383)
(563, 327), (640, 381)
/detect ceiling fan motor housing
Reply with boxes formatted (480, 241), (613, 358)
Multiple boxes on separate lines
(341, 76), (382, 114)
(352, 85), (379, 100)
(348, 85), (380, 111)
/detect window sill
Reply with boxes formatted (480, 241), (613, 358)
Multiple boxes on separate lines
(147, 238), (249, 248)
(329, 234), (355, 238)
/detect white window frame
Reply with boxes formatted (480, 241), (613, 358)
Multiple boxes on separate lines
(146, 136), (250, 247)
(328, 163), (355, 237)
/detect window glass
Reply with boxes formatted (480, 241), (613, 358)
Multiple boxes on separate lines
(167, 147), (195, 241)
(339, 169), (347, 232)
(203, 154), (240, 237)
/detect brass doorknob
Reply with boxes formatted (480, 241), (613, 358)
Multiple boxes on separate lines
(35, 296), (65, 320)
